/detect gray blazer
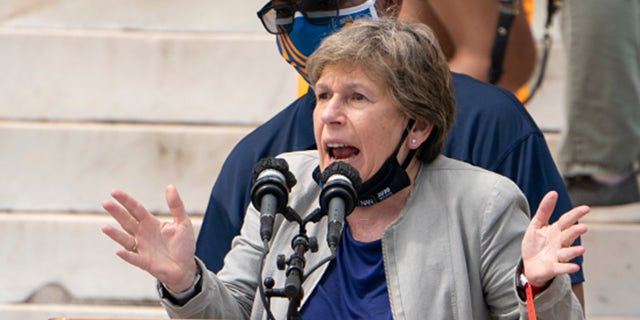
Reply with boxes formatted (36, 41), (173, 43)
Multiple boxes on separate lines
(161, 151), (583, 319)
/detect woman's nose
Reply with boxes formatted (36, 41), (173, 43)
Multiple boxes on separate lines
(319, 96), (345, 125)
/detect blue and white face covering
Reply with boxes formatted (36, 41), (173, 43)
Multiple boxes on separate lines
(276, 0), (378, 82)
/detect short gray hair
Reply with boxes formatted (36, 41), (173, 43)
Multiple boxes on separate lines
(307, 18), (456, 164)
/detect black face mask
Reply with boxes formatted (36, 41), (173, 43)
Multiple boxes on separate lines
(314, 119), (416, 207)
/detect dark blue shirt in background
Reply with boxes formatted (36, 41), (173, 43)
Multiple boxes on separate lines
(195, 72), (584, 284)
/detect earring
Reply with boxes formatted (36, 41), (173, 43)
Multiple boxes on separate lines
(411, 138), (417, 145)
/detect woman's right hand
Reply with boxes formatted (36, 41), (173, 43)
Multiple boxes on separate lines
(101, 184), (198, 292)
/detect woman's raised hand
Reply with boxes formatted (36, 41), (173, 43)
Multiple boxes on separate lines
(101, 184), (198, 292)
(521, 191), (590, 287)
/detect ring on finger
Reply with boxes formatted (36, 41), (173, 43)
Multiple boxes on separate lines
(130, 237), (138, 253)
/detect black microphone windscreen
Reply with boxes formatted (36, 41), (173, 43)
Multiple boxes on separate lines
(252, 157), (297, 189)
(320, 161), (362, 192)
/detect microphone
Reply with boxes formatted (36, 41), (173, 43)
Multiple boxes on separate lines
(251, 158), (297, 242)
(319, 161), (362, 251)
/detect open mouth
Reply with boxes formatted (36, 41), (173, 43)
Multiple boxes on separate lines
(328, 143), (360, 161)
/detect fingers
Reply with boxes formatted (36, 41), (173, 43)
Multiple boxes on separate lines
(101, 188), (152, 258)
(530, 191), (558, 228)
(531, 191), (590, 233)
(110, 189), (155, 223)
(557, 246), (585, 264)
(102, 198), (139, 235)
(553, 246), (585, 275)
(557, 205), (590, 230)
(165, 184), (188, 224)
(102, 224), (145, 271)
(101, 223), (136, 251)
(115, 246), (146, 270)
(552, 262), (581, 276)
(561, 223), (588, 247)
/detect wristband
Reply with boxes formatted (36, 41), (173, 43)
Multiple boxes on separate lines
(519, 273), (545, 294)
(515, 260), (552, 300)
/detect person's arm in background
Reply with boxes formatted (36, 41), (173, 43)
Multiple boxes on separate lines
(397, 0), (536, 93)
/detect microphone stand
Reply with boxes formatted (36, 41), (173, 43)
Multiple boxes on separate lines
(262, 207), (324, 320)
(256, 160), (359, 319)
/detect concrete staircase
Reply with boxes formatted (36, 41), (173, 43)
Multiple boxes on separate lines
(1, 1), (296, 318)
(0, 1), (638, 319)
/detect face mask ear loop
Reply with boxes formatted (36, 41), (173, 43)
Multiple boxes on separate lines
(397, 119), (416, 170)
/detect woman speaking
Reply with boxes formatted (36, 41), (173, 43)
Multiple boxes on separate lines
(102, 18), (587, 319)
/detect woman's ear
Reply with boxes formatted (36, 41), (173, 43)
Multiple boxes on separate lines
(408, 120), (433, 149)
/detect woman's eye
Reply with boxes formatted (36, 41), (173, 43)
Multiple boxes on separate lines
(351, 93), (366, 101)
(317, 92), (330, 100)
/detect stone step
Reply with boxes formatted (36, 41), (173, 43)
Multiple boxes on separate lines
(0, 0), (296, 125)
(0, 212), (203, 304)
(4, 303), (636, 320)
(1, 0), (265, 32)
(0, 0), (563, 128)
(0, 1), (292, 216)
(0, 27), (296, 125)
(1, 207), (640, 318)
(1, 304), (167, 320)
(581, 205), (640, 317)
(0, 121), (252, 213)
(0, 114), (565, 216)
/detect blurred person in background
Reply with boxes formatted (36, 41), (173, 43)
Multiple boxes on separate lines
(395, 0), (536, 94)
(559, 0), (640, 206)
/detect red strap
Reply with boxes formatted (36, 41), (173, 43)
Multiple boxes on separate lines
(525, 282), (537, 320)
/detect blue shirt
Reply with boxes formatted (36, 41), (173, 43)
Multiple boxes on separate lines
(195, 72), (584, 283)
(300, 225), (391, 320)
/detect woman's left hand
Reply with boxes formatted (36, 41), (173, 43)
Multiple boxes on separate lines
(521, 191), (590, 287)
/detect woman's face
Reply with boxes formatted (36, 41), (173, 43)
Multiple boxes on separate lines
(313, 63), (409, 181)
